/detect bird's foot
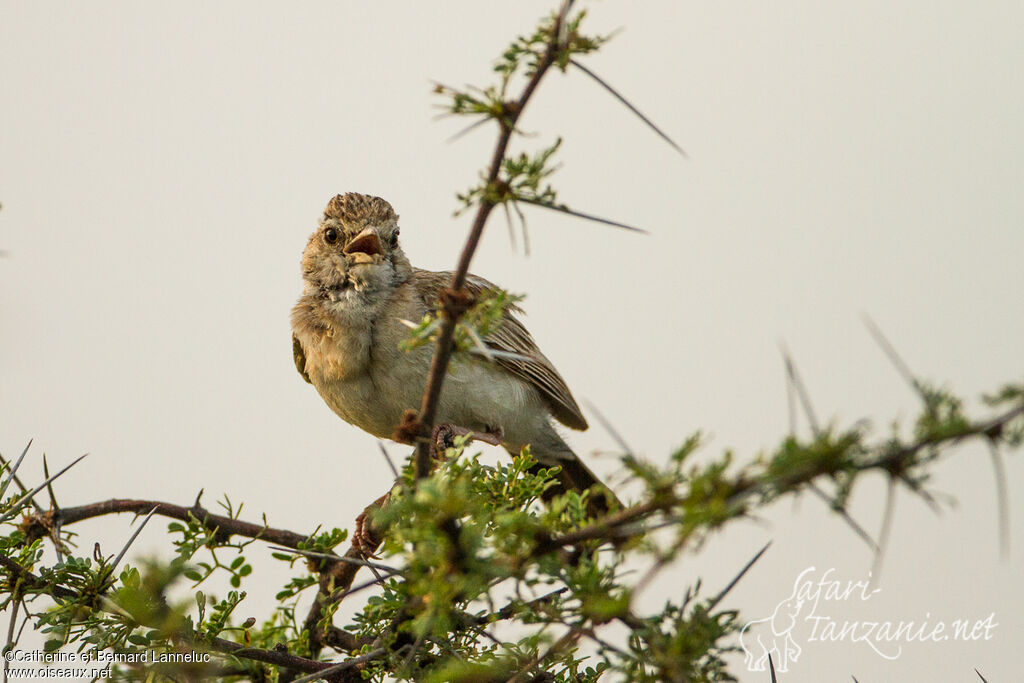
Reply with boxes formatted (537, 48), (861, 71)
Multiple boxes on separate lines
(432, 423), (504, 457)
(353, 493), (389, 558)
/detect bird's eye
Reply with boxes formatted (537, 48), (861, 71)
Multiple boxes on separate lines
(324, 227), (339, 244)
(389, 231), (399, 248)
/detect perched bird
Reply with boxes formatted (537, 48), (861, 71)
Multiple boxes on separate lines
(291, 192), (614, 509)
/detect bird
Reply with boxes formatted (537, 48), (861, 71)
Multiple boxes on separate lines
(290, 192), (615, 512)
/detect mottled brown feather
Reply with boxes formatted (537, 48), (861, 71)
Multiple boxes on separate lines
(409, 269), (588, 431)
(292, 334), (312, 384)
(323, 193), (397, 229)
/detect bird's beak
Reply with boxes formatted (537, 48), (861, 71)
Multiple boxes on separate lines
(343, 228), (383, 257)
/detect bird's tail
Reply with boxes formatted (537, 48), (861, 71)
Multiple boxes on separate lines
(540, 454), (621, 517)
(506, 424), (621, 517)
(517, 439), (620, 517)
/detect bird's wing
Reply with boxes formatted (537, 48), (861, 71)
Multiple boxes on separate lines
(410, 269), (588, 430)
(292, 334), (312, 384)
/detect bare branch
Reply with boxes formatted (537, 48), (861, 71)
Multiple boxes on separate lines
(54, 498), (310, 549)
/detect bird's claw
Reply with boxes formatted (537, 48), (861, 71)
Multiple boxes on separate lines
(353, 494), (389, 558)
(432, 423), (504, 457)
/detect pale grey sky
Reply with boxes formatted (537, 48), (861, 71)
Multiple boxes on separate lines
(2, 1), (1022, 679)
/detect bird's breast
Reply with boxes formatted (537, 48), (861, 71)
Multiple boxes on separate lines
(296, 298), (425, 439)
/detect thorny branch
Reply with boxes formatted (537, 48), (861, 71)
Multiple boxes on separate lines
(3, 397), (1018, 676)
(411, 0), (575, 480)
(39, 498), (310, 551)
(0, 555), (363, 680)
(1, 3), (1019, 680)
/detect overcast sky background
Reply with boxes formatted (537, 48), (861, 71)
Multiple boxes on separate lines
(2, 1), (1022, 679)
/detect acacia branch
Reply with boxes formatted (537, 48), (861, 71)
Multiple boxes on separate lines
(20, 496), (374, 659)
(412, 2), (573, 480)
(208, 637), (367, 680)
(52, 498), (310, 549)
(303, 543), (380, 655)
(4, 397), (1019, 677)
(0, 556), (364, 680)
(532, 400), (1024, 556)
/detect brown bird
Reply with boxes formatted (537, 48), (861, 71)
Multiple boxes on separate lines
(291, 193), (615, 509)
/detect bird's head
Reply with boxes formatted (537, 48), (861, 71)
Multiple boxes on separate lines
(301, 193), (412, 299)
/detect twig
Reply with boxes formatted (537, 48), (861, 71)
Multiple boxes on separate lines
(0, 556), (78, 600)
(782, 347), (880, 551)
(0, 555), (355, 679)
(530, 400), (1024, 556)
(288, 647), (386, 683)
(412, 0), (574, 480)
(3, 596), (19, 683)
(268, 546), (400, 575)
(0, 454), (87, 524)
(507, 621), (584, 683)
(55, 498), (309, 549)
(207, 636), (363, 679)
(302, 543), (378, 656)
(471, 588), (567, 626)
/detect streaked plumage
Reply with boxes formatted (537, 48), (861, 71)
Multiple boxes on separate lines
(291, 192), (613, 507)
